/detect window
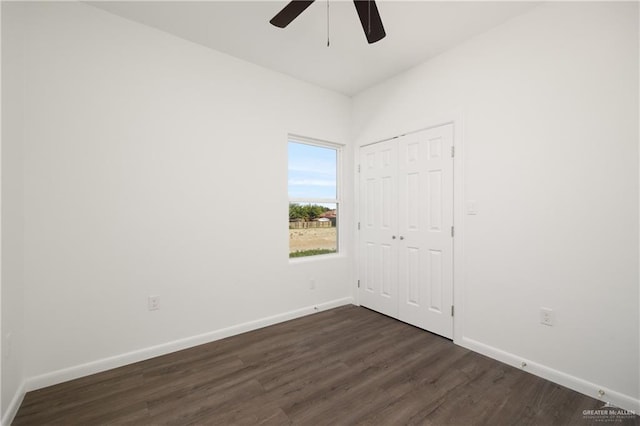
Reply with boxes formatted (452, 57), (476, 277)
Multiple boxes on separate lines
(288, 138), (340, 258)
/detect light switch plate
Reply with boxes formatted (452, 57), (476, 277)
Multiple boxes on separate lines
(467, 200), (478, 215)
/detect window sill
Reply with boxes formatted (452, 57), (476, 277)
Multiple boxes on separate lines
(288, 252), (346, 264)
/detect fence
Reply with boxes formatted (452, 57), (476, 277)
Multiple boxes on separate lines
(289, 220), (333, 229)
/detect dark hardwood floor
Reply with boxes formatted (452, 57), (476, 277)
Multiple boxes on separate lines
(13, 305), (639, 425)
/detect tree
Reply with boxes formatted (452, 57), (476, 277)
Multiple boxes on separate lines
(289, 203), (329, 221)
(289, 203), (305, 220)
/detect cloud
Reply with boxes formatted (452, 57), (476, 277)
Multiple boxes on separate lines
(288, 164), (335, 176)
(288, 178), (336, 187)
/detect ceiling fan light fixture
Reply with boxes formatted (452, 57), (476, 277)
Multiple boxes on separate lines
(270, 0), (386, 44)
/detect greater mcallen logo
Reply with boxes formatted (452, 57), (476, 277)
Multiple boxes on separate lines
(583, 402), (636, 422)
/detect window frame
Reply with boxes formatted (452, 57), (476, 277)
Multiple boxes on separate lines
(288, 135), (343, 260)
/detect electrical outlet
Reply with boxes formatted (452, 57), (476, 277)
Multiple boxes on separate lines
(540, 307), (554, 326)
(148, 295), (160, 311)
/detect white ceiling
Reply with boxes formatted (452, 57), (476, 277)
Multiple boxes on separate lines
(90, 1), (539, 96)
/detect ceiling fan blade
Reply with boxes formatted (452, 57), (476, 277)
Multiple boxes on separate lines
(353, 0), (386, 44)
(270, 1), (315, 28)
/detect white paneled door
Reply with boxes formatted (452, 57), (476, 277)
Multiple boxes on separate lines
(359, 124), (454, 339)
(359, 140), (399, 318)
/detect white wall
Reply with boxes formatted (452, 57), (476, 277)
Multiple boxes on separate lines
(352, 2), (639, 409)
(2, 1), (353, 405)
(1, 2), (26, 419)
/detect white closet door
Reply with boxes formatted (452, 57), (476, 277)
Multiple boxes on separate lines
(358, 140), (399, 318)
(397, 125), (454, 338)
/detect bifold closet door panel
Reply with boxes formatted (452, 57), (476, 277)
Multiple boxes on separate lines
(397, 125), (454, 339)
(359, 140), (399, 318)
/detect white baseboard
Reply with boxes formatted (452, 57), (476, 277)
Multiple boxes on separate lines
(25, 297), (354, 393)
(459, 336), (640, 414)
(2, 380), (26, 426)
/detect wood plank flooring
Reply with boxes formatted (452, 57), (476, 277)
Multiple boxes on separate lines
(13, 305), (639, 425)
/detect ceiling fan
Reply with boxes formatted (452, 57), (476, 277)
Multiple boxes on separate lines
(270, 0), (386, 44)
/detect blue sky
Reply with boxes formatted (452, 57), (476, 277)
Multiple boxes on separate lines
(288, 142), (337, 200)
